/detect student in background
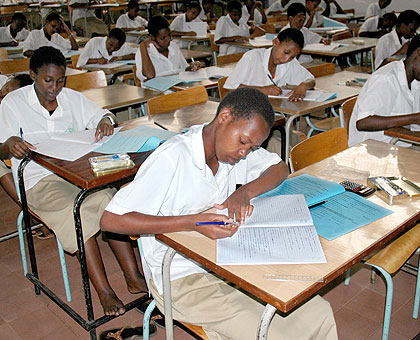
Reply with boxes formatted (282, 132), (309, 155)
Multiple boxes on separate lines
(224, 28), (315, 101)
(365, 0), (392, 19)
(69, 0), (108, 38)
(304, 0), (324, 28)
(116, 0), (148, 44)
(0, 13), (29, 47)
(266, 0), (293, 16)
(0, 46), (148, 316)
(77, 28), (136, 67)
(199, 0), (218, 24)
(349, 35), (420, 147)
(321, 0), (344, 17)
(39, 0), (67, 22)
(100, 87), (338, 340)
(135, 16), (200, 82)
(374, 10), (420, 70)
(214, 0), (255, 56)
(22, 12), (78, 58)
(359, 13), (397, 38)
(241, 0), (267, 25)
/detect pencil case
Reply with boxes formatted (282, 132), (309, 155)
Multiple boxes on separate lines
(367, 176), (408, 205)
(89, 153), (135, 176)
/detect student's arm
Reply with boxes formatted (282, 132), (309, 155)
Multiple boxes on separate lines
(0, 41), (18, 47)
(288, 78), (316, 101)
(0, 136), (35, 160)
(305, 7), (322, 28)
(249, 2), (267, 24)
(109, 53), (135, 62)
(86, 57), (108, 64)
(23, 50), (34, 58)
(95, 114), (116, 141)
(215, 35), (249, 44)
(237, 84), (282, 95)
(356, 112), (420, 132)
(171, 30), (196, 37)
(332, 1), (344, 14)
(359, 30), (382, 38)
(392, 41), (410, 57)
(139, 39), (157, 79)
(61, 18), (79, 50)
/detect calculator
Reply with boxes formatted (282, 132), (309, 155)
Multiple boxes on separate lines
(339, 180), (376, 197)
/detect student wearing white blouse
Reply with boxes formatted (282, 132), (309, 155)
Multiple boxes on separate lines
(198, 0), (218, 24)
(304, 0), (324, 28)
(359, 13), (397, 39)
(365, 0), (392, 19)
(266, 0), (294, 16)
(69, 0), (108, 38)
(0, 13), (29, 47)
(116, 0), (148, 43)
(241, 0), (267, 25)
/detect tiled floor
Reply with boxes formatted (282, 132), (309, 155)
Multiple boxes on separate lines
(0, 185), (419, 340)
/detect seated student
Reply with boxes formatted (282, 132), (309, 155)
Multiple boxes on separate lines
(170, 1), (205, 49)
(0, 46), (147, 316)
(0, 13), (30, 47)
(241, 0), (267, 25)
(348, 35), (420, 148)
(359, 12), (397, 38)
(374, 10), (420, 70)
(116, 0), (148, 44)
(224, 28), (315, 101)
(266, 0), (293, 16)
(304, 0), (324, 28)
(198, 0), (218, 24)
(100, 87), (338, 340)
(69, 0), (108, 38)
(321, 0), (344, 17)
(365, 0), (392, 20)
(22, 12), (78, 58)
(77, 28), (137, 67)
(215, 0), (256, 56)
(135, 16), (201, 82)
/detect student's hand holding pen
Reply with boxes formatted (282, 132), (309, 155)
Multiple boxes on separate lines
(97, 57), (109, 64)
(194, 213), (239, 239)
(5, 136), (35, 159)
(214, 186), (253, 225)
(265, 74), (282, 96)
(95, 117), (115, 141)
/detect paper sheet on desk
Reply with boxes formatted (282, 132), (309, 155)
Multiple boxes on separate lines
(410, 124), (420, 132)
(304, 43), (344, 51)
(248, 36), (273, 46)
(83, 62), (126, 69)
(183, 22), (207, 37)
(269, 89), (337, 102)
(178, 66), (232, 82)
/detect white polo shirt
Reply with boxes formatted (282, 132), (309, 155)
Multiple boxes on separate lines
(224, 47), (314, 89)
(0, 25), (29, 43)
(348, 60), (420, 147)
(0, 85), (111, 190)
(21, 28), (71, 53)
(77, 36), (137, 67)
(365, 3), (389, 19)
(104, 124), (281, 294)
(241, 5), (263, 24)
(374, 29), (409, 69)
(135, 41), (188, 82)
(305, 12), (324, 28)
(214, 14), (250, 55)
(170, 13), (205, 49)
(359, 16), (380, 34)
(69, 0), (96, 25)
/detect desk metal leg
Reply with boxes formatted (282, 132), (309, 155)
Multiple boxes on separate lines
(284, 113), (299, 164)
(162, 247), (176, 340)
(257, 304), (276, 339)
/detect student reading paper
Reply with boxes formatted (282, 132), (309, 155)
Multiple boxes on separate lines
(101, 88), (338, 340)
(115, 0), (148, 43)
(365, 0), (392, 20)
(0, 13), (29, 47)
(359, 13), (397, 39)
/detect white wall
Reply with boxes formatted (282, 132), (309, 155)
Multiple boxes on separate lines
(336, 0), (420, 15)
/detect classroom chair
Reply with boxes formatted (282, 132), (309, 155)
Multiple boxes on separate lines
(132, 65), (142, 87)
(217, 76), (230, 99)
(340, 96), (357, 133)
(210, 34), (219, 65)
(0, 48), (8, 61)
(266, 14), (287, 23)
(70, 54), (80, 69)
(65, 70), (107, 91)
(251, 23), (276, 38)
(216, 51), (244, 66)
(0, 58), (30, 75)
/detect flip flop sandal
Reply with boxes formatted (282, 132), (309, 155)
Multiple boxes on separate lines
(99, 323), (157, 340)
(33, 228), (55, 240)
(134, 299), (176, 330)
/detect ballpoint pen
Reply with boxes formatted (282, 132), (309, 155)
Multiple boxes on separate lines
(308, 200), (327, 209)
(267, 74), (280, 89)
(20, 127), (28, 156)
(196, 221), (237, 226)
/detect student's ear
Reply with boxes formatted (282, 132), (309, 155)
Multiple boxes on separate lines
(29, 70), (36, 81)
(272, 37), (280, 46)
(217, 108), (234, 125)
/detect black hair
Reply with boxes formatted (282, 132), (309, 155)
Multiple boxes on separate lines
(202, 0), (215, 5)
(45, 12), (61, 23)
(382, 12), (397, 25)
(108, 27), (126, 45)
(227, 0), (242, 13)
(396, 10), (420, 28)
(12, 13), (27, 22)
(287, 3), (306, 18)
(276, 27), (304, 49)
(13, 74), (33, 87)
(306, 0), (321, 4)
(127, 0), (139, 9)
(186, 1), (202, 12)
(407, 34), (420, 58)
(147, 15), (169, 37)
(29, 46), (66, 73)
(217, 88), (274, 128)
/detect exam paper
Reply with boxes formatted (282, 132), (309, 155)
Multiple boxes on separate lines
(183, 22), (207, 37)
(303, 43), (344, 51)
(268, 89), (337, 102)
(83, 62), (126, 69)
(248, 36), (273, 47)
(178, 66), (232, 82)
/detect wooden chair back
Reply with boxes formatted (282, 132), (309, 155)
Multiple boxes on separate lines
(289, 128), (348, 172)
(267, 14), (287, 23)
(353, 26), (360, 37)
(252, 23), (276, 37)
(216, 52), (244, 66)
(147, 86), (208, 116)
(65, 70), (107, 91)
(217, 76), (230, 99)
(71, 54), (80, 69)
(0, 4), (28, 14)
(210, 34), (219, 54)
(306, 63), (335, 78)
(0, 48), (8, 61)
(0, 58), (30, 75)
(332, 30), (352, 41)
(132, 65), (141, 87)
(341, 96), (357, 133)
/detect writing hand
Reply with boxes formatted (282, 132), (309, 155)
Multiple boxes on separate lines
(6, 136), (35, 159)
(109, 56), (122, 63)
(288, 83), (307, 102)
(98, 57), (109, 64)
(194, 213), (238, 239)
(10, 40), (18, 47)
(95, 119), (114, 141)
(214, 187), (253, 224)
(189, 61), (201, 71)
(264, 85), (282, 96)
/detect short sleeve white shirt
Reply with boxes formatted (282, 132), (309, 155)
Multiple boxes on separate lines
(116, 13), (147, 29)
(348, 60), (420, 147)
(266, 0), (293, 15)
(135, 41), (188, 82)
(21, 28), (71, 53)
(70, 0), (96, 25)
(374, 29), (409, 69)
(77, 36), (137, 67)
(359, 16), (380, 34)
(365, 3), (388, 19)
(224, 47), (314, 89)
(241, 5), (263, 24)
(0, 85), (111, 190)
(305, 12), (324, 28)
(104, 124), (281, 294)
(0, 25), (29, 43)
(170, 13), (206, 48)
(214, 14), (250, 55)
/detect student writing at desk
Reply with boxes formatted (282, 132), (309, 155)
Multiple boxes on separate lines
(135, 16), (200, 83)
(348, 35), (420, 148)
(77, 28), (137, 67)
(304, 0), (324, 28)
(0, 13), (29, 47)
(115, 0), (148, 44)
(100, 88), (338, 340)
(374, 10), (420, 70)
(22, 12), (79, 58)
(224, 28), (315, 100)
(359, 13), (397, 39)
(365, 0), (392, 20)
(0, 47), (148, 316)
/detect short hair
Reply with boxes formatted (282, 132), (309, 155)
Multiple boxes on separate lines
(407, 34), (420, 58)
(186, 1), (202, 12)
(108, 27), (126, 45)
(276, 27), (304, 49)
(227, 0), (242, 13)
(396, 10), (420, 28)
(30, 46), (66, 73)
(13, 74), (33, 88)
(127, 0), (139, 9)
(306, 0), (320, 4)
(45, 12), (61, 23)
(217, 88), (274, 128)
(287, 3), (306, 18)
(147, 15), (169, 37)
(12, 13), (27, 22)
(382, 12), (397, 25)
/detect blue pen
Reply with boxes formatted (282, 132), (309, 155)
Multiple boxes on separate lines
(20, 127), (28, 156)
(196, 221), (233, 226)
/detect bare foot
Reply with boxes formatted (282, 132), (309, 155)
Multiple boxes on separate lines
(125, 274), (148, 295)
(98, 291), (126, 316)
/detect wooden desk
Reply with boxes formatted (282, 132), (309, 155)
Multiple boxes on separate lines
(157, 140), (420, 339)
(385, 127), (420, 145)
(226, 37), (273, 49)
(80, 63), (134, 76)
(180, 49), (212, 63)
(176, 33), (211, 49)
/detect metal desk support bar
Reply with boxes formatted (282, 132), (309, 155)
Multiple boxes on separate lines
(163, 247), (177, 340)
(257, 304), (276, 339)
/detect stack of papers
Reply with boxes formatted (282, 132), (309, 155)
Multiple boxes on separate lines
(304, 43), (344, 51)
(269, 89), (337, 102)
